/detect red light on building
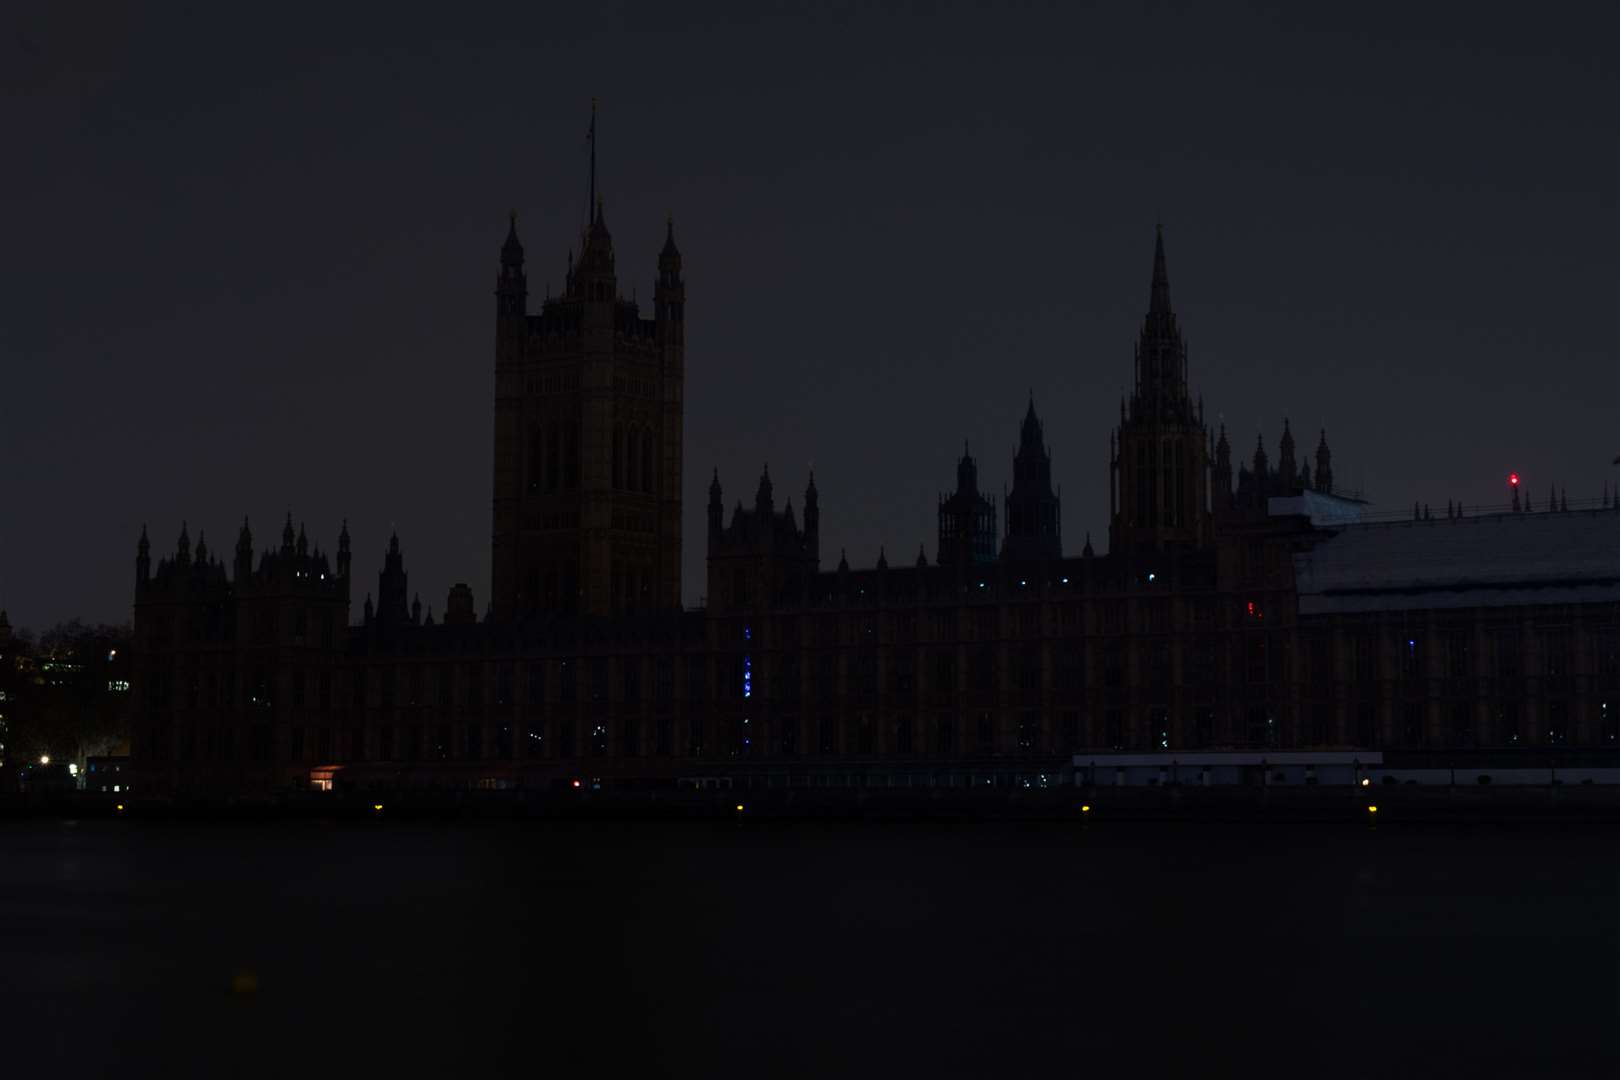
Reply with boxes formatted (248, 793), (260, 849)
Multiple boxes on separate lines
(1509, 473), (1519, 486)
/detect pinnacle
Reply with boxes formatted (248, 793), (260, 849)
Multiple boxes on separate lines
(1149, 225), (1172, 314)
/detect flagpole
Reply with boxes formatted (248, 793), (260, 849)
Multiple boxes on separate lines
(587, 98), (597, 227)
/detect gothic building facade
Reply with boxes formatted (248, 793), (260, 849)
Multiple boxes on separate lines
(128, 211), (1620, 796)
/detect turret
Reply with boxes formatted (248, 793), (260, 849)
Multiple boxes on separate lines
(755, 464), (774, 516)
(656, 216), (684, 336)
(176, 521), (191, 567)
(1214, 425), (1232, 509)
(1278, 419), (1297, 494)
(708, 469), (724, 539)
(445, 583), (477, 626)
(194, 530), (208, 566)
(136, 525), (151, 585)
(804, 471), (820, 540)
(1004, 396), (1061, 562)
(939, 441), (997, 565)
(1252, 435), (1270, 503)
(573, 197), (617, 306)
(337, 519), (351, 579)
(280, 513), (295, 556)
(235, 517), (253, 581)
(1314, 430), (1333, 494)
(497, 211), (527, 319)
(377, 532), (409, 626)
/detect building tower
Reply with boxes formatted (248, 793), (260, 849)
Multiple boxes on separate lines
(489, 109), (685, 620)
(937, 443), (997, 565)
(1314, 429), (1334, 494)
(1003, 398), (1062, 562)
(1109, 226), (1212, 552)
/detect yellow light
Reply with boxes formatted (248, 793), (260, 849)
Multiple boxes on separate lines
(115, 804), (124, 812)
(39, 754), (49, 766)
(735, 804), (744, 812)
(372, 803), (384, 812)
(1367, 805), (1378, 813)
(1360, 777), (1370, 787)
(1081, 804), (1091, 813)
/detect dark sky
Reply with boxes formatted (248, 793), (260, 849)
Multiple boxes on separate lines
(4, 1), (1615, 630)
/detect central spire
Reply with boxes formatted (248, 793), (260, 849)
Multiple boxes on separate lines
(1150, 223), (1171, 314)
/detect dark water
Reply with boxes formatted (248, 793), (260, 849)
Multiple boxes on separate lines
(3, 818), (1616, 1077)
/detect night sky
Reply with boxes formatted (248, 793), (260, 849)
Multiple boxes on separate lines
(4, 2), (1615, 630)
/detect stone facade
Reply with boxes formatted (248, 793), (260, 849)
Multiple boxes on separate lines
(128, 218), (1620, 795)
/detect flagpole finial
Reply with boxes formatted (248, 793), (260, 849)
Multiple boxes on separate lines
(586, 99), (598, 230)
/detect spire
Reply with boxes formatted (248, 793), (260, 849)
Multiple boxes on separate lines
(837, 548), (849, 572)
(661, 215), (680, 260)
(281, 512), (295, 553)
(803, 470), (820, 537)
(176, 521), (191, 565)
(137, 524), (151, 583)
(501, 210), (523, 264)
(194, 530), (208, 565)
(1083, 531), (1095, 558)
(1278, 418), (1297, 492)
(876, 545), (888, 570)
(755, 464), (774, 515)
(296, 522), (308, 557)
(1020, 394), (1043, 449)
(1149, 223), (1171, 314)
(235, 517), (253, 579)
(1314, 429), (1333, 494)
(498, 209), (527, 318)
(916, 543), (928, 568)
(337, 518), (351, 578)
(956, 441), (978, 494)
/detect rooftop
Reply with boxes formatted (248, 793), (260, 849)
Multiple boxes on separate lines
(1294, 508), (1620, 614)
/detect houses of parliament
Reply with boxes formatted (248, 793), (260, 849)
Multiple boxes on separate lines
(128, 171), (1620, 795)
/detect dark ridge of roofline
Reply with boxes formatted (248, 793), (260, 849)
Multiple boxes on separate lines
(1331, 508), (1618, 533)
(1312, 576), (1620, 599)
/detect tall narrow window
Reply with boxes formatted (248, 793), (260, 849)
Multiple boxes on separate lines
(566, 422), (580, 488)
(529, 426), (544, 493)
(642, 433), (654, 493)
(625, 428), (638, 491)
(612, 425), (624, 489)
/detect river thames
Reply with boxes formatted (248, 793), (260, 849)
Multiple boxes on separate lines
(4, 818), (1616, 1077)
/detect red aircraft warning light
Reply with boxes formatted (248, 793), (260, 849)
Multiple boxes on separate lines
(1509, 472), (1519, 486)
